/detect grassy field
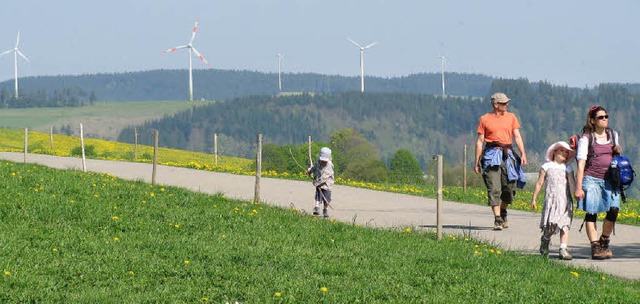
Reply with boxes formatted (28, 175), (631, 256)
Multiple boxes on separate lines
(0, 101), (211, 140)
(0, 160), (639, 302)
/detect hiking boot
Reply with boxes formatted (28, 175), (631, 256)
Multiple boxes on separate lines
(323, 209), (329, 218)
(501, 217), (509, 229)
(591, 242), (607, 260)
(599, 235), (613, 259)
(539, 236), (550, 256)
(312, 207), (320, 216)
(559, 248), (573, 260)
(493, 217), (503, 231)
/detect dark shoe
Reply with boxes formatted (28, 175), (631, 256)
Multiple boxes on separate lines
(559, 248), (573, 260)
(501, 217), (509, 229)
(591, 242), (607, 260)
(323, 209), (329, 218)
(599, 235), (613, 259)
(493, 217), (503, 231)
(312, 207), (320, 216)
(539, 236), (550, 256)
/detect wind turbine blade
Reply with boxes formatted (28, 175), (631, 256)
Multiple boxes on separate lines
(346, 37), (362, 48)
(191, 47), (210, 66)
(189, 18), (199, 44)
(0, 49), (12, 57)
(162, 45), (189, 53)
(17, 50), (29, 62)
(364, 41), (378, 49)
(15, 32), (20, 48)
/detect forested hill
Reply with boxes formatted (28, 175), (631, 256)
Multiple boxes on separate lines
(0, 69), (493, 102)
(116, 78), (639, 172)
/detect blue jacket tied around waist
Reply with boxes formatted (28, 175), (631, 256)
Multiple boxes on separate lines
(482, 147), (526, 189)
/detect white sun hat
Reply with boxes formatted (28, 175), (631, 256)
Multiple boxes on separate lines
(319, 147), (332, 161)
(545, 141), (575, 162)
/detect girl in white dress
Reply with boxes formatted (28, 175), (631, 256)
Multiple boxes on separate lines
(530, 141), (577, 260)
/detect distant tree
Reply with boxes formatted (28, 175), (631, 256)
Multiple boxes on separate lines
(389, 149), (423, 184)
(330, 128), (387, 182)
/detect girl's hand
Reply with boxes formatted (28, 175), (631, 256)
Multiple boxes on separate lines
(530, 201), (537, 210)
(574, 188), (585, 200)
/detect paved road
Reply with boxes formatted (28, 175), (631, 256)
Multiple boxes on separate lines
(2, 152), (639, 281)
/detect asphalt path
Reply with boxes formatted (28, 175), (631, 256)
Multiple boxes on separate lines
(2, 152), (639, 281)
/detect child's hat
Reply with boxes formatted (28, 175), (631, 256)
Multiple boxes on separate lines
(545, 141), (575, 162)
(319, 147), (332, 161)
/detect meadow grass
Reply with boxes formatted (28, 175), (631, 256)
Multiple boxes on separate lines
(0, 100), (211, 140)
(1, 160), (639, 302)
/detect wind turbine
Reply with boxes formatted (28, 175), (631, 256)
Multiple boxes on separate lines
(0, 32), (29, 99)
(347, 37), (377, 92)
(439, 56), (446, 98)
(276, 53), (284, 92)
(162, 18), (211, 101)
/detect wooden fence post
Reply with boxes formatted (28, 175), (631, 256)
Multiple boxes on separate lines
(134, 127), (139, 161)
(436, 155), (443, 241)
(463, 145), (467, 193)
(23, 128), (28, 163)
(254, 134), (262, 203)
(80, 124), (87, 173)
(50, 126), (54, 150)
(214, 133), (218, 166)
(152, 129), (158, 185)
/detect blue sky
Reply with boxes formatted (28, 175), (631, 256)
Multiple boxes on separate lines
(1, 0), (639, 88)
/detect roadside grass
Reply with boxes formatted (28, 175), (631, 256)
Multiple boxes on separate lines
(1, 160), (639, 302)
(1, 127), (640, 225)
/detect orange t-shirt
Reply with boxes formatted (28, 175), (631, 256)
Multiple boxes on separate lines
(476, 112), (521, 145)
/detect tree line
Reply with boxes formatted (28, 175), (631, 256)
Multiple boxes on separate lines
(0, 86), (96, 108)
(0, 69), (494, 102)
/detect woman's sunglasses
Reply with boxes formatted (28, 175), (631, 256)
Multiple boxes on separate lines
(596, 115), (609, 120)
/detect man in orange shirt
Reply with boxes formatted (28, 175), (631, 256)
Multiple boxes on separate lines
(474, 92), (527, 230)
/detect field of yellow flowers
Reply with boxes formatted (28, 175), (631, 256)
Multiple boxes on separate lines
(1, 128), (639, 225)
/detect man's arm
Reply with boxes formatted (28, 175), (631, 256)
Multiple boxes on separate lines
(474, 133), (484, 174)
(513, 128), (527, 166)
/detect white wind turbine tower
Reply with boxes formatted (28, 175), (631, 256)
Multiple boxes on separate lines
(439, 56), (446, 98)
(0, 32), (30, 99)
(276, 53), (284, 92)
(163, 18), (211, 101)
(347, 37), (377, 92)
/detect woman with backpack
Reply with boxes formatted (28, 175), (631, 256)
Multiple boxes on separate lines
(574, 105), (622, 260)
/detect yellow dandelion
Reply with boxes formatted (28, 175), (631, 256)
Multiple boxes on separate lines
(174, 224), (180, 229)
(113, 237), (120, 242)
(52, 248), (58, 252)
(274, 292), (282, 297)
(150, 192), (155, 197)
(490, 249), (495, 253)
(128, 271), (135, 276)
(496, 250), (502, 254)
(320, 287), (328, 293)
(111, 216), (119, 220)
(4, 271), (10, 276)
(601, 275), (606, 280)
(570, 271), (579, 277)
(184, 260), (190, 265)
(405, 227), (411, 233)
